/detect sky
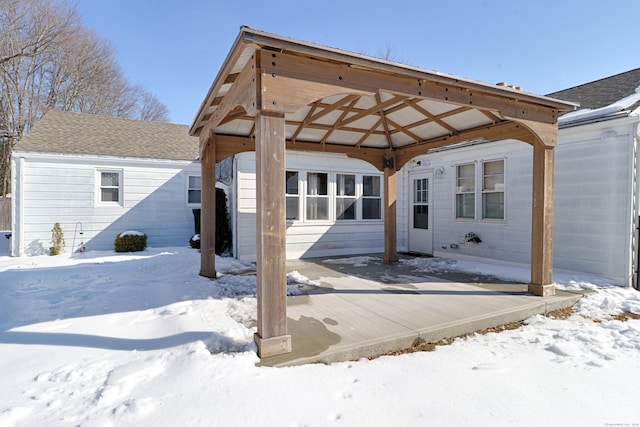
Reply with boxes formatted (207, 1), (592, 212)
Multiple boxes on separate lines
(74, 0), (640, 125)
(1, 247), (639, 425)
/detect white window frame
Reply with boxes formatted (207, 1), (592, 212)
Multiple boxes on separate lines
(286, 170), (301, 221)
(285, 170), (384, 223)
(96, 169), (123, 206)
(336, 173), (357, 221)
(481, 159), (505, 221)
(187, 174), (202, 206)
(455, 163), (475, 220)
(361, 174), (382, 221)
(305, 171), (330, 222)
(453, 158), (507, 223)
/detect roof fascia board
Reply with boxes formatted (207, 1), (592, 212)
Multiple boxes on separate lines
(241, 26), (577, 112)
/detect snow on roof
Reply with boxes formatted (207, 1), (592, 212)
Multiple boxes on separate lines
(558, 86), (640, 126)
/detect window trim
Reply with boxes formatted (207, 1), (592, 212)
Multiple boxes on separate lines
(96, 169), (123, 207)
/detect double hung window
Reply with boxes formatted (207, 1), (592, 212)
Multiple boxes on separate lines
(188, 175), (202, 204)
(98, 170), (122, 205)
(455, 159), (505, 221)
(336, 174), (356, 220)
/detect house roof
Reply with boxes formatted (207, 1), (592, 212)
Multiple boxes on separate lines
(547, 68), (640, 110)
(16, 110), (199, 161)
(190, 26), (575, 170)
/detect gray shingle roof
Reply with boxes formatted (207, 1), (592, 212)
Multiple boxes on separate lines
(547, 68), (640, 110)
(15, 110), (199, 161)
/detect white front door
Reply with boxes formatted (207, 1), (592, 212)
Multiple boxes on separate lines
(409, 172), (433, 254)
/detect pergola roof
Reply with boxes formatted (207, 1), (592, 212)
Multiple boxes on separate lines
(190, 26), (576, 170)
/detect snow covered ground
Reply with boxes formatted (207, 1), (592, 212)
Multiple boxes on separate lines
(0, 247), (639, 427)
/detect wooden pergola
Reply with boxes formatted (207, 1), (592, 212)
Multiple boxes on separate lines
(189, 27), (576, 358)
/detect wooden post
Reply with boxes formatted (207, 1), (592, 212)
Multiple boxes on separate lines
(254, 111), (292, 357)
(529, 142), (555, 296)
(383, 157), (398, 263)
(199, 137), (217, 278)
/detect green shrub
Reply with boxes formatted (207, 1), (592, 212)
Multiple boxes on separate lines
(115, 231), (147, 252)
(49, 222), (65, 256)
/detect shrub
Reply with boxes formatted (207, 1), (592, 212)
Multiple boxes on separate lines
(115, 230), (147, 252)
(189, 233), (200, 249)
(49, 222), (65, 256)
(215, 188), (232, 255)
(190, 188), (232, 254)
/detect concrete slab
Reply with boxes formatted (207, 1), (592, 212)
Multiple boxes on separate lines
(259, 254), (585, 367)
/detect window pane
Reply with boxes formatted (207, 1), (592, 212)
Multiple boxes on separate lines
(483, 160), (504, 191)
(363, 198), (381, 219)
(307, 172), (327, 195)
(337, 174), (356, 196)
(413, 205), (428, 229)
(101, 172), (119, 187)
(101, 188), (119, 202)
(189, 176), (202, 189)
(456, 194), (474, 218)
(414, 178), (428, 203)
(483, 192), (504, 219)
(286, 171), (298, 195)
(363, 175), (380, 197)
(456, 164), (475, 192)
(306, 196), (328, 220)
(336, 198), (356, 220)
(286, 197), (299, 220)
(188, 190), (201, 204)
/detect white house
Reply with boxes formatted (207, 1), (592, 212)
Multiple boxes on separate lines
(228, 68), (640, 289)
(10, 110), (202, 256)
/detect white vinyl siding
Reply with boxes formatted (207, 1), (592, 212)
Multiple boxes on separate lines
(13, 153), (201, 255)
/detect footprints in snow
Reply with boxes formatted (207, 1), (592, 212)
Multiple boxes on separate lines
(19, 356), (164, 425)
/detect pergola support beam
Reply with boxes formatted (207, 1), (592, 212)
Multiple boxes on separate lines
(254, 111), (292, 357)
(383, 157), (398, 263)
(199, 134), (217, 278)
(529, 142), (556, 296)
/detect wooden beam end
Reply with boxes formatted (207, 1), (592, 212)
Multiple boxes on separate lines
(254, 333), (292, 358)
(527, 283), (555, 297)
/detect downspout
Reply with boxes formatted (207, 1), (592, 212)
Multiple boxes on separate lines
(634, 121), (640, 290)
(232, 155), (238, 259)
(12, 156), (25, 256)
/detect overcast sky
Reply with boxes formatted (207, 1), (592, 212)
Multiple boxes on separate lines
(76, 0), (640, 125)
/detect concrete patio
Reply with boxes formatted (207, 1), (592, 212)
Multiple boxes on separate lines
(258, 254), (585, 367)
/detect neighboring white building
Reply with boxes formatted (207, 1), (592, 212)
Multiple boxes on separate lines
(229, 69), (640, 288)
(11, 110), (202, 256)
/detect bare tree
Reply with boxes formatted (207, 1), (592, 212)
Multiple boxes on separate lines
(0, 0), (170, 196)
(130, 84), (170, 122)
